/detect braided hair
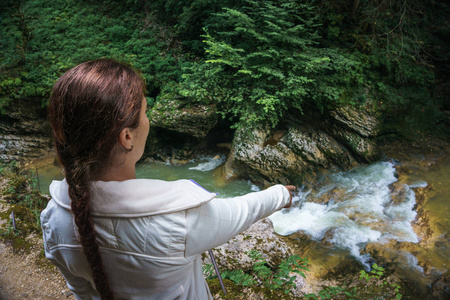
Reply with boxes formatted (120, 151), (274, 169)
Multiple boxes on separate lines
(48, 59), (145, 299)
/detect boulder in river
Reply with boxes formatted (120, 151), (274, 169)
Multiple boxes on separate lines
(223, 105), (380, 185)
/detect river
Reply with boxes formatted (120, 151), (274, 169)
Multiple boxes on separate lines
(36, 153), (449, 299)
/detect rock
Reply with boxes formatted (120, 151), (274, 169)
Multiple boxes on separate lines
(329, 105), (380, 138)
(323, 106), (381, 163)
(327, 126), (379, 162)
(149, 100), (218, 139)
(222, 125), (271, 181)
(0, 134), (50, 162)
(0, 99), (51, 162)
(223, 121), (364, 185)
(432, 271), (450, 300)
(281, 124), (355, 169)
(203, 218), (294, 272)
(223, 126), (307, 185)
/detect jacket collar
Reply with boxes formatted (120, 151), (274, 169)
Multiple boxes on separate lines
(50, 178), (216, 217)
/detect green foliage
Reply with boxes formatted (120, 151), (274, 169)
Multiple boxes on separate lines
(248, 250), (309, 293)
(315, 0), (444, 129)
(205, 250), (309, 295)
(175, 0), (369, 128)
(305, 263), (403, 300)
(221, 269), (256, 287)
(0, 0), (447, 136)
(0, 0), (186, 111)
(0, 161), (49, 234)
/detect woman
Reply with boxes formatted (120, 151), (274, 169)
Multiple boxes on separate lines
(41, 59), (295, 300)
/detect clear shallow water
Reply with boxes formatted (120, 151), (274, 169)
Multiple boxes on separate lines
(37, 154), (258, 198)
(135, 155), (258, 198)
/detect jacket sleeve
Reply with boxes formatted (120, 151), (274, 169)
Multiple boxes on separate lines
(44, 249), (100, 300)
(184, 184), (290, 256)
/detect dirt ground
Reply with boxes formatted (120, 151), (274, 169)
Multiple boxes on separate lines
(0, 237), (75, 300)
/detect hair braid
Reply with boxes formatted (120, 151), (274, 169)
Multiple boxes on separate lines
(65, 160), (114, 300)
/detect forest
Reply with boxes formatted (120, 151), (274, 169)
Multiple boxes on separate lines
(0, 0), (449, 136)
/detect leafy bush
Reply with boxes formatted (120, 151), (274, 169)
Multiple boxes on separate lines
(176, 0), (369, 128)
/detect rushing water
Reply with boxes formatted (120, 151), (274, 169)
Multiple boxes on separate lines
(269, 161), (419, 268)
(36, 153), (449, 298)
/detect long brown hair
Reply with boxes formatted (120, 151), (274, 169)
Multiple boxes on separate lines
(48, 59), (145, 299)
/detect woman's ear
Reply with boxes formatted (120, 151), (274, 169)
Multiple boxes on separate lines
(118, 127), (133, 151)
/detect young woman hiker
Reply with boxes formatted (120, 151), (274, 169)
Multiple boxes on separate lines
(40, 58), (295, 300)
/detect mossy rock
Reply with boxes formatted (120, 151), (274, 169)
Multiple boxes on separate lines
(149, 99), (218, 138)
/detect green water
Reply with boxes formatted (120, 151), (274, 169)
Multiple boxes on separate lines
(37, 155), (257, 197)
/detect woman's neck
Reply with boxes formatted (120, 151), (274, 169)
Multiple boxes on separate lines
(93, 160), (137, 181)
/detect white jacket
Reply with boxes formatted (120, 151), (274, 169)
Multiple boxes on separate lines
(40, 178), (290, 300)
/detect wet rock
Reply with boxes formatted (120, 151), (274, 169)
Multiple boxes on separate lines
(389, 182), (410, 205)
(312, 188), (347, 205)
(432, 271), (450, 300)
(203, 218), (294, 271)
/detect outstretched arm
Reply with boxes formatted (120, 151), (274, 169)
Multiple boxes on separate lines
(185, 184), (293, 256)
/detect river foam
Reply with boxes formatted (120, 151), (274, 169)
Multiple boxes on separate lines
(188, 154), (226, 171)
(269, 161), (419, 266)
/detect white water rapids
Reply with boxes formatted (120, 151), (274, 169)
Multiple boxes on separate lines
(269, 161), (421, 267)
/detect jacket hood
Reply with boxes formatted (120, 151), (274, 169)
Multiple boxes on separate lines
(49, 178), (216, 218)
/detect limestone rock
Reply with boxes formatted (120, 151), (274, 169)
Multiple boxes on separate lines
(223, 122), (364, 185)
(329, 105), (380, 138)
(281, 125), (354, 169)
(223, 126), (306, 185)
(327, 125), (380, 162)
(0, 134), (50, 162)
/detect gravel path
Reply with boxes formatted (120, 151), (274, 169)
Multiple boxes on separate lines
(0, 239), (75, 300)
